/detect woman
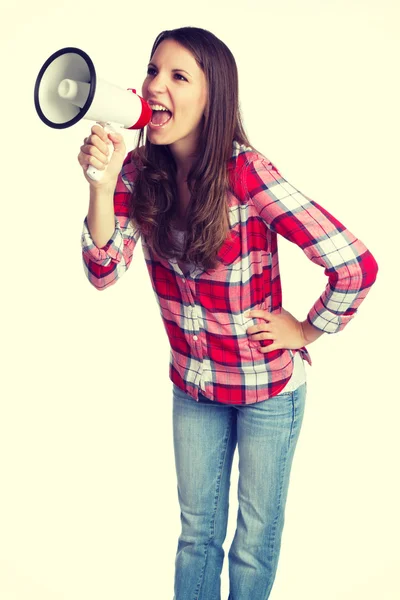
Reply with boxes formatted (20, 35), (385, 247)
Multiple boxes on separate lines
(78, 26), (378, 600)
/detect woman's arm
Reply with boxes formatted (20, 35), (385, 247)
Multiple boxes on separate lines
(300, 319), (325, 345)
(87, 184), (117, 249)
(245, 155), (379, 334)
(81, 151), (141, 291)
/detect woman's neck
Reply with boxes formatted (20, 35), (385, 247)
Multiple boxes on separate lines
(170, 136), (200, 179)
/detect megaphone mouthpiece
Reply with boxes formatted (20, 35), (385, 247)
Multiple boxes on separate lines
(57, 79), (90, 108)
(58, 79), (77, 99)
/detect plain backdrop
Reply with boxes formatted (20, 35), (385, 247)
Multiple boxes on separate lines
(1, 1), (398, 599)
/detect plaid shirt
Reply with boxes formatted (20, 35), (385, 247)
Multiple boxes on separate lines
(81, 141), (378, 405)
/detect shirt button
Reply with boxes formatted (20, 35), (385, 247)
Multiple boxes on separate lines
(193, 335), (198, 341)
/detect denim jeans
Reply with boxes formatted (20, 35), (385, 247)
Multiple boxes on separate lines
(172, 381), (307, 600)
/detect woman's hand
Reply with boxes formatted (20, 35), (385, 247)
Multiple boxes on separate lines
(245, 307), (307, 352)
(77, 124), (126, 189)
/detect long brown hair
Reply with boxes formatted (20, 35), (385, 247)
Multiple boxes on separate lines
(129, 26), (252, 271)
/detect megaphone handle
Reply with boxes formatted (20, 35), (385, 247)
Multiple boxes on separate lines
(86, 122), (116, 182)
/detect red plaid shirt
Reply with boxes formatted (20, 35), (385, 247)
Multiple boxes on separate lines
(81, 142), (378, 404)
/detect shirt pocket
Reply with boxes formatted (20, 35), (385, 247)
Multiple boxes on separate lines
(215, 226), (242, 268)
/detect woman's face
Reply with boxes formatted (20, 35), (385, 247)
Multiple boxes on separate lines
(142, 39), (208, 157)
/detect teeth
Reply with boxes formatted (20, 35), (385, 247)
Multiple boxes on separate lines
(150, 104), (170, 112)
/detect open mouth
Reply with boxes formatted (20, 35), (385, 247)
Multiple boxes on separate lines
(150, 105), (173, 128)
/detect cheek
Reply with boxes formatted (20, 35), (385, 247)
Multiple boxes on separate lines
(194, 89), (207, 119)
(182, 98), (205, 123)
(181, 109), (200, 128)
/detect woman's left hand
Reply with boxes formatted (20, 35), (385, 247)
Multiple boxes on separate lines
(244, 307), (306, 353)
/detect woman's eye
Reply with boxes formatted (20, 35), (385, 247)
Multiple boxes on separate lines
(146, 68), (187, 81)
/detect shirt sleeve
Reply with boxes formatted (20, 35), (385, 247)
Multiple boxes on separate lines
(244, 156), (379, 333)
(81, 151), (141, 290)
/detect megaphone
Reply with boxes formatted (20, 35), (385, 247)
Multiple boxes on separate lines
(34, 47), (152, 181)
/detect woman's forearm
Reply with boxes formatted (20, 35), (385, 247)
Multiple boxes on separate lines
(86, 185), (116, 248)
(300, 319), (325, 346)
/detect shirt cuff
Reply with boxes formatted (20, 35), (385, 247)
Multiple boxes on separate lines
(307, 305), (356, 334)
(81, 216), (124, 266)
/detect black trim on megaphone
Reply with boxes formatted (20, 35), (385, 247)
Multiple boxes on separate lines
(34, 47), (96, 129)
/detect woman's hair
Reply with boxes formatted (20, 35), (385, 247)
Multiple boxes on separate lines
(129, 26), (252, 271)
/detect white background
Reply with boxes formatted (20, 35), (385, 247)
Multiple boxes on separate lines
(1, 1), (398, 598)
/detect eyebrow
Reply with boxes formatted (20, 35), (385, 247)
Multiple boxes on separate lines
(148, 62), (192, 77)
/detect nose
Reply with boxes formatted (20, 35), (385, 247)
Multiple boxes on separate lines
(146, 72), (168, 96)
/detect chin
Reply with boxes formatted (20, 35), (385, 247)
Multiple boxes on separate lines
(147, 132), (177, 146)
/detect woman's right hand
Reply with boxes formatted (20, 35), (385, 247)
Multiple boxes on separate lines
(77, 124), (126, 189)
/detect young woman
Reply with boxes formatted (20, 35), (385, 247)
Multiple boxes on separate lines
(78, 26), (378, 600)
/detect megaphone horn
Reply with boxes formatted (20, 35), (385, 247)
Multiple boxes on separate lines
(34, 47), (152, 180)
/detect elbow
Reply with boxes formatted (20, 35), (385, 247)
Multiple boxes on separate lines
(342, 251), (379, 317)
(87, 272), (118, 291)
(83, 257), (118, 291)
(84, 273), (113, 291)
(362, 250), (379, 288)
(343, 249), (379, 291)
(91, 280), (111, 291)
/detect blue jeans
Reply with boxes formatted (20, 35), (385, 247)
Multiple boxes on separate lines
(172, 381), (307, 600)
